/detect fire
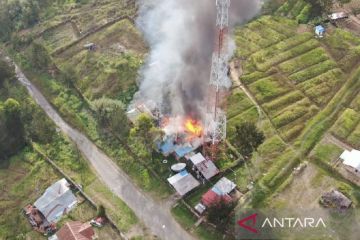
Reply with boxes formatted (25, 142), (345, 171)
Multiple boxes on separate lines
(184, 118), (203, 136)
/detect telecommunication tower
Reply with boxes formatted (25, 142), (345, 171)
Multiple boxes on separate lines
(203, 0), (231, 160)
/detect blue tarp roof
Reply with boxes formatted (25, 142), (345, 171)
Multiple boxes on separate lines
(179, 170), (188, 176)
(159, 138), (176, 154)
(315, 25), (325, 33)
(175, 146), (193, 158)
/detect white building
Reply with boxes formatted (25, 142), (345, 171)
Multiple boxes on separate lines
(340, 149), (360, 175)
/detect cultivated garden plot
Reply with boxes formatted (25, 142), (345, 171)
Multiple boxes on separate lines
(234, 16), (358, 143)
(54, 19), (146, 101)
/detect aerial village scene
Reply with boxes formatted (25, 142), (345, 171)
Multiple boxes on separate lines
(0, 0), (360, 239)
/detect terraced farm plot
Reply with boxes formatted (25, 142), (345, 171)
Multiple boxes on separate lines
(54, 19), (146, 100)
(323, 29), (360, 72)
(227, 89), (253, 119)
(233, 16), (357, 142)
(235, 17), (298, 58)
(248, 75), (292, 103)
(37, 22), (79, 52)
(297, 68), (344, 106)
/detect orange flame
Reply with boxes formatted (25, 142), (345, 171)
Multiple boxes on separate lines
(184, 118), (203, 136)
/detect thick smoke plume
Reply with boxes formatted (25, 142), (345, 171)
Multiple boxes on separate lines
(133, 0), (261, 120)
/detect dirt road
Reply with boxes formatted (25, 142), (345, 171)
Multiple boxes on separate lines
(11, 60), (195, 240)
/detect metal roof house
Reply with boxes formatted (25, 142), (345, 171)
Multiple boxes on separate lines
(49, 221), (95, 240)
(190, 153), (219, 180)
(340, 149), (360, 174)
(34, 178), (77, 223)
(320, 189), (352, 209)
(167, 170), (200, 196)
(201, 177), (236, 207)
(328, 12), (348, 21)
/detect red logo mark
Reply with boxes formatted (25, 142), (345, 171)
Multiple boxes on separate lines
(237, 213), (258, 233)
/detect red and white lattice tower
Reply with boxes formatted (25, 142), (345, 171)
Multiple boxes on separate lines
(203, 0), (231, 160)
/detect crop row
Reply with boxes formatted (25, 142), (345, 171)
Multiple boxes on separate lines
(247, 21), (287, 45)
(263, 90), (304, 115)
(257, 16), (297, 37)
(298, 69), (344, 105)
(278, 105), (318, 141)
(278, 47), (329, 74)
(227, 90), (253, 119)
(289, 60), (337, 84)
(248, 75), (291, 103)
(331, 108), (360, 140)
(272, 98), (312, 128)
(255, 38), (319, 71)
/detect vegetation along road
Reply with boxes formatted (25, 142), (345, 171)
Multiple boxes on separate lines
(9, 58), (195, 240)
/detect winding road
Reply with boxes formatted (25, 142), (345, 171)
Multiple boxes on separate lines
(9, 58), (195, 240)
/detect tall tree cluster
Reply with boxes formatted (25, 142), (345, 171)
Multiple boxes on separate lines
(0, 0), (41, 42)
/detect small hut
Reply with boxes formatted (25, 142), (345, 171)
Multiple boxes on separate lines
(320, 189), (352, 209)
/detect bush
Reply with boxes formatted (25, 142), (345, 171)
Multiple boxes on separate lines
(296, 4), (312, 23)
(97, 205), (106, 217)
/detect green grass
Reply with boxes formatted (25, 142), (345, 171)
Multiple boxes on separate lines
(85, 180), (138, 232)
(0, 149), (60, 239)
(171, 203), (197, 231)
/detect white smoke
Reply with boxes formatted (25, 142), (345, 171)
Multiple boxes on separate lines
(133, 0), (261, 119)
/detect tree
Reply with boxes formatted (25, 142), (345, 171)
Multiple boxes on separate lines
(97, 205), (106, 218)
(233, 122), (265, 159)
(0, 98), (25, 160)
(60, 64), (77, 88)
(0, 60), (15, 87)
(207, 199), (237, 231)
(28, 105), (57, 144)
(92, 97), (130, 139)
(305, 0), (350, 15)
(28, 42), (51, 71)
(130, 113), (164, 153)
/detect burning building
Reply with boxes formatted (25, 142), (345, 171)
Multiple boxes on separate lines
(128, 0), (261, 159)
